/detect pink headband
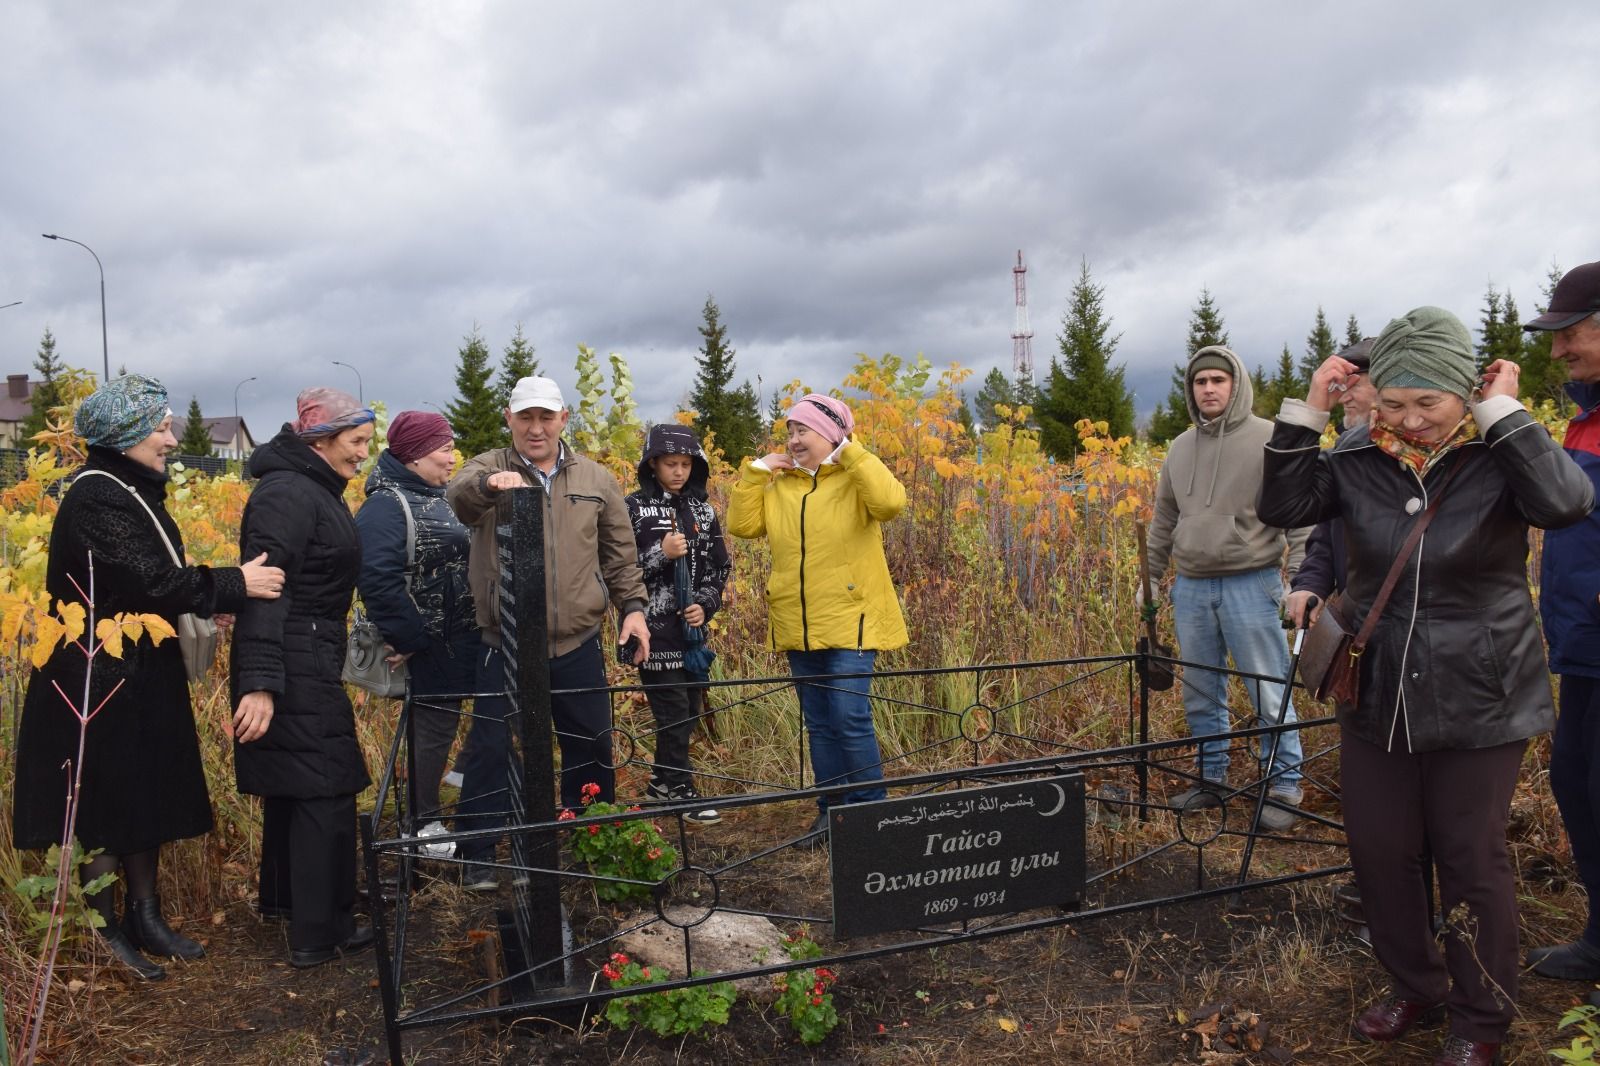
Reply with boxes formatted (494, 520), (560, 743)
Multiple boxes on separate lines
(786, 393), (854, 445)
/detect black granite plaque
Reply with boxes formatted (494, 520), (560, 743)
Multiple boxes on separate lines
(829, 775), (1085, 939)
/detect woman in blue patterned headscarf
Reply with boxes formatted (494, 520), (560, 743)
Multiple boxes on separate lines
(12, 374), (285, 980)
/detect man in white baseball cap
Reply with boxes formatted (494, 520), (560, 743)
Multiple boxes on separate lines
(446, 376), (648, 888)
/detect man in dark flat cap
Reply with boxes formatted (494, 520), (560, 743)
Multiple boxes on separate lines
(1526, 260), (1600, 982)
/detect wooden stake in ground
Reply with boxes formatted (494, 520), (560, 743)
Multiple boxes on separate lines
(1135, 523), (1174, 691)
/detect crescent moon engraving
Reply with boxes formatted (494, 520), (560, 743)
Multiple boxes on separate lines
(1038, 782), (1066, 818)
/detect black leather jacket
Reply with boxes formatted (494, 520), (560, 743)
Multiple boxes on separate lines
(1260, 408), (1593, 753)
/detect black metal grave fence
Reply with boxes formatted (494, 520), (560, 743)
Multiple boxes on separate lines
(358, 489), (1348, 1064)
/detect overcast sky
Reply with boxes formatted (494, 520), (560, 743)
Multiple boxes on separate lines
(4, 1), (1597, 440)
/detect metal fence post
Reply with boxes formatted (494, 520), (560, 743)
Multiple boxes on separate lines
(498, 487), (566, 986)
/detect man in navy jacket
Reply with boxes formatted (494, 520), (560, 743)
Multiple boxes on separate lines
(1525, 260), (1600, 981)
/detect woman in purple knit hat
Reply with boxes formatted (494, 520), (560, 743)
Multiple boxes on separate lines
(354, 411), (478, 855)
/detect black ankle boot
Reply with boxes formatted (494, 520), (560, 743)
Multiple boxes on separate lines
(99, 925), (166, 981)
(123, 896), (205, 960)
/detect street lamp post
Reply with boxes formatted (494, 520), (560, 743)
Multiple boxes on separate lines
(42, 234), (108, 382)
(331, 360), (363, 405)
(234, 376), (257, 459)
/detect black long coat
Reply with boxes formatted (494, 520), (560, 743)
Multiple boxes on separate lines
(231, 428), (370, 798)
(12, 448), (248, 853)
(1260, 408), (1593, 753)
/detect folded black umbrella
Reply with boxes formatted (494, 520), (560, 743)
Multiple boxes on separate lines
(674, 548), (716, 681)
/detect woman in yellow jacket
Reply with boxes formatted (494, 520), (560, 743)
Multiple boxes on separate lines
(728, 393), (908, 844)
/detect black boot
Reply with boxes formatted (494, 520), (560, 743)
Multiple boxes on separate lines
(124, 896), (205, 960)
(99, 925), (166, 981)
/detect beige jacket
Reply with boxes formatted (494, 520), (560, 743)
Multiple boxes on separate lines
(1147, 346), (1308, 581)
(448, 444), (645, 656)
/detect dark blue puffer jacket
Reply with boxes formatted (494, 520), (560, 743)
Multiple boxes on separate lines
(354, 449), (477, 656)
(1542, 381), (1600, 679)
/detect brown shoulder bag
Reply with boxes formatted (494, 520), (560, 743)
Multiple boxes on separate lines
(1298, 455), (1464, 706)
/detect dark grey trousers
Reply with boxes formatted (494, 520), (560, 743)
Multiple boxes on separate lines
(1341, 727), (1525, 1043)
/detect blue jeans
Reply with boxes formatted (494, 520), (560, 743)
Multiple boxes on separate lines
(788, 649), (886, 811)
(1171, 568), (1303, 787)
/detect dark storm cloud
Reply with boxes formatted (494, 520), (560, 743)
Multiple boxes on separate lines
(2, 1), (1597, 438)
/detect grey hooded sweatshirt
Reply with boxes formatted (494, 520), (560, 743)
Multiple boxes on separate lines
(1147, 346), (1308, 581)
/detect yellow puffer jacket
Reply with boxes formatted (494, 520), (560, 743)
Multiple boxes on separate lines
(728, 442), (909, 652)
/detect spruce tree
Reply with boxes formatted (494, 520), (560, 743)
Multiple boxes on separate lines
(1034, 259), (1134, 458)
(445, 326), (503, 457)
(1519, 265), (1570, 406)
(1013, 374), (1040, 428)
(688, 295), (762, 461)
(1477, 284), (1563, 400)
(1259, 344), (1300, 418)
(973, 366), (1017, 428)
(1476, 285), (1505, 363)
(1188, 288), (1230, 354)
(178, 396), (214, 456)
(495, 325), (540, 408)
(728, 381), (763, 457)
(1498, 294), (1525, 364)
(1344, 314), (1363, 349)
(1249, 365), (1271, 413)
(21, 328), (67, 441)
(494, 325), (540, 448)
(1150, 289), (1230, 443)
(1300, 307), (1336, 387)
(1035, 359), (1075, 458)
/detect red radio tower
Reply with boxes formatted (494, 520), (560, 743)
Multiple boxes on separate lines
(1012, 250), (1034, 383)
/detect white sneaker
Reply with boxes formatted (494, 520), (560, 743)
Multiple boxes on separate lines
(442, 771), (465, 789)
(672, 786), (722, 825)
(1258, 786), (1304, 832)
(415, 820), (456, 859)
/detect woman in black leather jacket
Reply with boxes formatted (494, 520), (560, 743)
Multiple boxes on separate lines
(1260, 306), (1593, 1066)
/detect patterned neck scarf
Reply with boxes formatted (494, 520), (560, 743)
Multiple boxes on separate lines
(1369, 413), (1477, 475)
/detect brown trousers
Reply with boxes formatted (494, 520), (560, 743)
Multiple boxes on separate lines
(1340, 727), (1525, 1043)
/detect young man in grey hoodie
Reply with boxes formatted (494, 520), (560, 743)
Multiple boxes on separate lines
(1145, 346), (1310, 830)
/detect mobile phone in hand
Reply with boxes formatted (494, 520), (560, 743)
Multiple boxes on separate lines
(617, 636), (641, 665)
